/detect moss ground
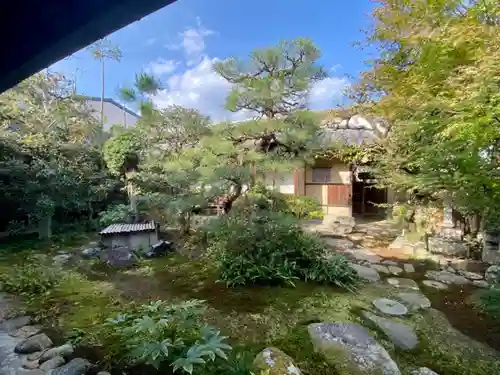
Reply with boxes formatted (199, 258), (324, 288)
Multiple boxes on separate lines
(1, 234), (500, 375)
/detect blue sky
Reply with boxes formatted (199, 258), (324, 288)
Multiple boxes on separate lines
(51, 0), (376, 121)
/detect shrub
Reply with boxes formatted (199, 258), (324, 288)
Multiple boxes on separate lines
(0, 262), (60, 298)
(96, 300), (232, 373)
(307, 210), (325, 220)
(244, 183), (322, 219)
(205, 211), (358, 289)
(98, 204), (134, 227)
(283, 195), (322, 218)
(476, 287), (500, 320)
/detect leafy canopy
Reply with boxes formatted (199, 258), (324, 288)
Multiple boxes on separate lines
(350, 0), (500, 225)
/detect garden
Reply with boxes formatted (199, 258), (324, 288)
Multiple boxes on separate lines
(1, 1), (500, 375)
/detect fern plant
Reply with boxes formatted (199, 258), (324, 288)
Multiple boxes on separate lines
(99, 300), (232, 373)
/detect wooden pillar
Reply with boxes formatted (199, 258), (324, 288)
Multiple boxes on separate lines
(293, 166), (305, 196)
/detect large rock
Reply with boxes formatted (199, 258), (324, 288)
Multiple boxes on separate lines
(40, 343), (74, 362)
(253, 347), (301, 375)
(81, 248), (101, 259)
(144, 240), (174, 258)
(325, 215), (356, 236)
(427, 237), (468, 256)
(51, 358), (92, 375)
(0, 316), (31, 332)
(349, 263), (380, 282)
(410, 368), (440, 375)
(39, 356), (65, 371)
(52, 254), (72, 265)
(396, 293), (431, 311)
(373, 298), (408, 316)
(473, 280), (490, 288)
(105, 247), (138, 268)
(457, 270), (483, 281)
(485, 265), (500, 283)
(9, 325), (40, 339)
(14, 333), (52, 354)
(425, 270), (469, 285)
(308, 322), (401, 375)
(361, 311), (419, 350)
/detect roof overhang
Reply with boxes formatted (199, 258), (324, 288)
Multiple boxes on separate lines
(0, 0), (177, 93)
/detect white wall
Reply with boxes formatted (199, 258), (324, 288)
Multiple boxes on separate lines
(85, 99), (138, 131)
(265, 172), (295, 195)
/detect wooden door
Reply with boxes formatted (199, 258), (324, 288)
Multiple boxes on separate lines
(327, 184), (351, 206)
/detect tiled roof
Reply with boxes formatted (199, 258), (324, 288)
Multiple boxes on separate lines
(100, 222), (156, 235)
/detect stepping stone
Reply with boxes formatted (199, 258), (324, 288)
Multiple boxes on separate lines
(349, 263), (380, 282)
(370, 264), (391, 274)
(307, 323), (401, 375)
(422, 280), (448, 290)
(387, 278), (420, 290)
(396, 292), (431, 310)
(389, 266), (403, 275)
(373, 298), (408, 316)
(425, 270), (469, 285)
(361, 311), (418, 350)
(345, 249), (382, 263)
(472, 280), (489, 288)
(403, 263), (415, 273)
(381, 260), (399, 266)
(457, 270), (483, 281)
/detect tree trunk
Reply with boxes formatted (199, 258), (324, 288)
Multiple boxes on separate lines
(125, 170), (139, 222)
(100, 59), (105, 127)
(222, 184), (243, 214)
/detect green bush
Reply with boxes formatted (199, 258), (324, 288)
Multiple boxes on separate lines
(98, 204), (134, 227)
(204, 211), (358, 289)
(244, 183), (322, 219)
(0, 262), (60, 298)
(307, 210), (325, 220)
(476, 287), (500, 320)
(95, 300), (232, 373)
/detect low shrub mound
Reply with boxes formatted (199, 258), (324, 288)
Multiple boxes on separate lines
(204, 211), (357, 290)
(93, 300), (232, 374)
(0, 262), (60, 298)
(241, 183), (324, 219)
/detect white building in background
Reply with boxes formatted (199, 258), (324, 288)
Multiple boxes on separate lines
(83, 96), (139, 132)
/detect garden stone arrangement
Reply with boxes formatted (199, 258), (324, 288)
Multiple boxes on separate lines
(0, 293), (103, 375)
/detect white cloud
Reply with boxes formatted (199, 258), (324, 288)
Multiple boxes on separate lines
(152, 56), (249, 121)
(148, 59), (179, 76)
(149, 17), (347, 121)
(166, 17), (215, 66)
(151, 56), (348, 122)
(309, 77), (349, 110)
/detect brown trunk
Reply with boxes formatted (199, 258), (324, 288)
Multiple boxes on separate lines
(222, 184), (243, 214)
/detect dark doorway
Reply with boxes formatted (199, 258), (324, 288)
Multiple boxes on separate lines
(352, 179), (387, 217)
